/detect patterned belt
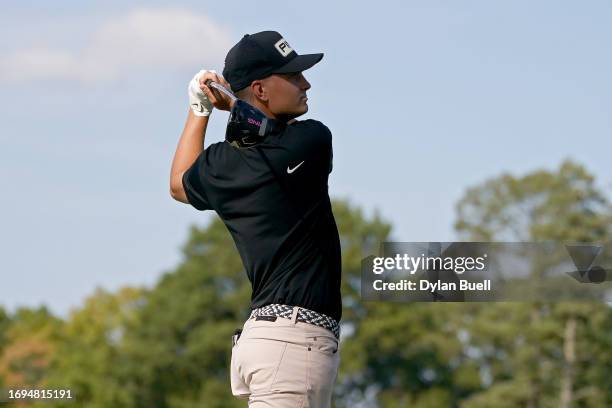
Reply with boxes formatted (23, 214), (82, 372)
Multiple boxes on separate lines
(249, 303), (340, 339)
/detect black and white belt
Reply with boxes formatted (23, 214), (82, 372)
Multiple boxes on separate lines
(249, 303), (340, 339)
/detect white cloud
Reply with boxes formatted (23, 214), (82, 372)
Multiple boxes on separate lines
(0, 8), (233, 83)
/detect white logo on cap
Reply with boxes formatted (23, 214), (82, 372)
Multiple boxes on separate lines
(274, 38), (293, 57)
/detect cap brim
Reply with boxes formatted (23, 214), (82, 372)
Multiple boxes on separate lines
(271, 53), (324, 74)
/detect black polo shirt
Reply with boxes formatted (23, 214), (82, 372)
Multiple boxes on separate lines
(182, 119), (342, 322)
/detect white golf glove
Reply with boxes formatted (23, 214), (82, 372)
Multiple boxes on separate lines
(188, 69), (215, 117)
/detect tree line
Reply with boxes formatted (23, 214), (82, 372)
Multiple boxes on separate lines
(1, 159), (610, 407)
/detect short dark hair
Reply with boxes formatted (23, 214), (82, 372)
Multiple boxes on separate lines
(235, 86), (253, 102)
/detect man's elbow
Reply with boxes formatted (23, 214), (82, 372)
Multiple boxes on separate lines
(170, 172), (189, 204)
(170, 187), (189, 204)
(169, 186), (179, 200)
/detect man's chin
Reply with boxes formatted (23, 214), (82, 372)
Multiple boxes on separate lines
(297, 104), (309, 116)
(275, 104), (308, 122)
(285, 106), (308, 121)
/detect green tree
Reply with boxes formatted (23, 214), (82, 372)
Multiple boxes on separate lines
(0, 306), (10, 353)
(455, 160), (611, 242)
(0, 306), (10, 390)
(454, 159), (611, 408)
(0, 306), (63, 407)
(332, 201), (482, 407)
(36, 287), (145, 408)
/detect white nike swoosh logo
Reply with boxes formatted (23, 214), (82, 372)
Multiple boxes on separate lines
(287, 161), (305, 174)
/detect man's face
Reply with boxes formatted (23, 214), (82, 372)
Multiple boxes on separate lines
(261, 72), (311, 119)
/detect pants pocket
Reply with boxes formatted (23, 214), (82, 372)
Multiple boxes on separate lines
(237, 338), (287, 394)
(270, 343), (309, 394)
(306, 335), (339, 356)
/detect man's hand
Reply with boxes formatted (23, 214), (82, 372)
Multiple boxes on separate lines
(198, 71), (234, 112)
(188, 70), (215, 117)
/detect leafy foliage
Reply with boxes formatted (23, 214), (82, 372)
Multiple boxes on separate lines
(1, 160), (610, 407)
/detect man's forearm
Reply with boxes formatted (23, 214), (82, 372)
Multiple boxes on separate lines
(170, 109), (209, 199)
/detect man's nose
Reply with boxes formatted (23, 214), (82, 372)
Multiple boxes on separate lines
(300, 74), (311, 90)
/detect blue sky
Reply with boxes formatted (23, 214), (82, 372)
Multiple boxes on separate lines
(1, 1), (611, 318)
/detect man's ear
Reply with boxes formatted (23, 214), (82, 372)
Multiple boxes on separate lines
(251, 80), (268, 102)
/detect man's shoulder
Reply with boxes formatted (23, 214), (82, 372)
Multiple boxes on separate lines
(286, 119), (332, 143)
(199, 141), (239, 172)
(290, 118), (330, 132)
(207, 140), (230, 151)
(205, 140), (236, 158)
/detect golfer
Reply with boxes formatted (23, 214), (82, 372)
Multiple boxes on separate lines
(170, 31), (341, 407)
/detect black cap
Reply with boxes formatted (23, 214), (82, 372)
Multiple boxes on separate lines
(222, 31), (323, 92)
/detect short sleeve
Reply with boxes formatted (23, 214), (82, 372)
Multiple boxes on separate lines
(318, 122), (333, 174)
(329, 139), (333, 174)
(181, 152), (212, 211)
(303, 120), (333, 176)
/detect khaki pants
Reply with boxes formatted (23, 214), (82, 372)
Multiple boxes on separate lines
(230, 306), (340, 407)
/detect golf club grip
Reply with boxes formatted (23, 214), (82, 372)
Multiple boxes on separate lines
(204, 79), (237, 102)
